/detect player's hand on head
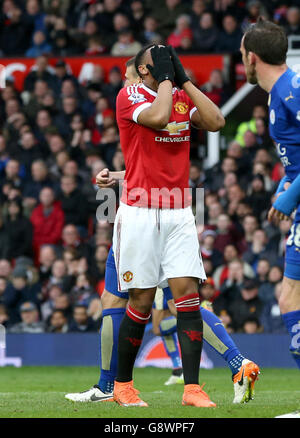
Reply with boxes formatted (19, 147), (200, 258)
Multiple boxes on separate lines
(167, 45), (189, 89)
(147, 45), (175, 85)
(96, 168), (116, 188)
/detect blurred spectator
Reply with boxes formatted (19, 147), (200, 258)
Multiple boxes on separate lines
(23, 159), (57, 210)
(258, 265), (283, 304)
(10, 130), (44, 172)
(5, 265), (41, 323)
(189, 160), (205, 202)
(130, 0), (147, 34)
(260, 282), (286, 333)
(47, 309), (68, 332)
(111, 28), (142, 56)
(60, 224), (90, 259)
(26, 0), (47, 33)
(70, 273), (97, 306)
(0, 212), (10, 259)
(193, 12), (219, 53)
(46, 258), (67, 291)
(89, 243), (109, 282)
(216, 14), (243, 53)
(68, 304), (98, 332)
(5, 197), (33, 260)
(243, 229), (277, 271)
(199, 277), (220, 303)
(1, 159), (23, 191)
(246, 174), (271, 220)
(254, 117), (273, 149)
(256, 258), (270, 285)
(26, 30), (52, 57)
(284, 6), (300, 36)
(40, 284), (63, 321)
(200, 229), (223, 268)
(235, 104), (267, 147)
(190, 0), (206, 30)
(30, 187), (65, 258)
(201, 68), (233, 107)
(141, 16), (162, 45)
(8, 301), (45, 333)
(242, 316), (261, 334)
(242, 0), (269, 30)
(52, 29), (78, 56)
(38, 244), (57, 284)
(213, 245), (255, 289)
(212, 214), (241, 253)
(55, 96), (80, 138)
(0, 3), (33, 56)
(0, 259), (12, 279)
(24, 55), (58, 93)
(0, 276), (15, 324)
(87, 296), (102, 324)
(58, 175), (89, 229)
(167, 14), (193, 49)
(225, 278), (264, 332)
(152, 0), (190, 39)
(102, 67), (123, 110)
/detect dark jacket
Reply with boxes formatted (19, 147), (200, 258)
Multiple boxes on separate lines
(58, 188), (89, 227)
(5, 217), (33, 259)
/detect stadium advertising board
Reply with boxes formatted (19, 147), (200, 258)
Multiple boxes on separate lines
(0, 54), (226, 91)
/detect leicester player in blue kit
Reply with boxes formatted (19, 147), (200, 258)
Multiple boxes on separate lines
(241, 19), (300, 370)
(65, 55), (259, 406)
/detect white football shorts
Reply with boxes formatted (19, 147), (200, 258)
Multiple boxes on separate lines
(113, 202), (206, 291)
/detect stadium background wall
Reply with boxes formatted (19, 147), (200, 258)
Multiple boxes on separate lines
(4, 328), (297, 368)
(0, 54), (226, 91)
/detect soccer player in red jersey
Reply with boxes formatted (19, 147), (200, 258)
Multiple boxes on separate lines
(113, 45), (225, 408)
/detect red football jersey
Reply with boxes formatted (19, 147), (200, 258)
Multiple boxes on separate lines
(116, 83), (197, 208)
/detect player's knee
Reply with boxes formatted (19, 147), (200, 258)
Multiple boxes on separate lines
(169, 278), (199, 300)
(129, 288), (156, 314)
(101, 289), (127, 309)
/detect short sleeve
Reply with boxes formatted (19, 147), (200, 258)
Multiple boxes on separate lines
(116, 85), (152, 124)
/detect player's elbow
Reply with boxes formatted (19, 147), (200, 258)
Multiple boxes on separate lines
(149, 116), (169, 130)
(153, 112), (170, 129)
(138, 111), (169, 130)
(209, 114), (225, 132)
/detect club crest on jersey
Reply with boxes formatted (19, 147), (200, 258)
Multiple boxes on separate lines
(161, 121), (189, 135)
(128, 92), (146, 105)
(174, 101), (189, 114)
(270, 109), (275, 125)
(123, 271), (133, 282)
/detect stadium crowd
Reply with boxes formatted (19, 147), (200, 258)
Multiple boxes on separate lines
(1, 0), (300, 57)
(0, 0), (297, 335)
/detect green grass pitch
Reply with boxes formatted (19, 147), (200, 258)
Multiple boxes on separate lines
(0, 366), (299, 418)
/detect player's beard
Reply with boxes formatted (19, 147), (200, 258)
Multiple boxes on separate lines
(246, 65), (258, 85)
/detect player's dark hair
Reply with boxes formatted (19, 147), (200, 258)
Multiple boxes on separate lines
(135, 43), (157, 78)
(243, 18), (288, 65)
(126, 57), (135, 68)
